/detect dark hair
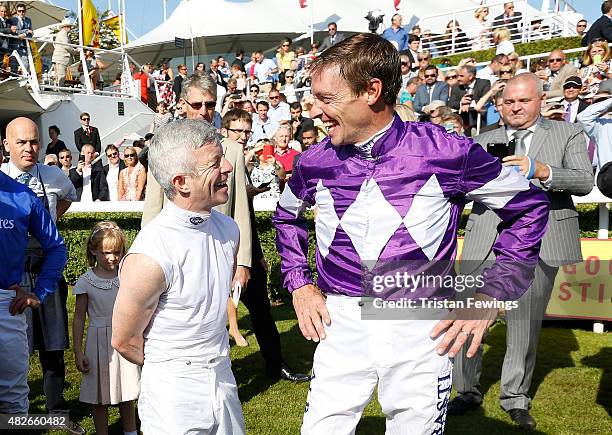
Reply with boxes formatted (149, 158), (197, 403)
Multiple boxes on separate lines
(289, 102), (302, 111)
(222, 108), (252, 129)
(250, 84), (260, 92)
(144, 133), (154, 141)
(408, 34), (421, 43)
(301, 126), (318, 137)
(49, 125), (60, 135)
(16, 3), (26, 10)
(132, 140), (144, 148)
(461, 65), (477, 77)
(105, 144), (118, 154)
(80, 112), (90, 119)
(235, 49), (244, 57)
(424, 64), (438, 73)
(256, 100), (269, 109)
(603, 1), (612, 15)
(280, 37), (292, 47)
(328, 21), (337, 28)
(309, 33), (401, 106)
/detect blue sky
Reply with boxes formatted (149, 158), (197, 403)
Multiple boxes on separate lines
(51, 0), (600, 39)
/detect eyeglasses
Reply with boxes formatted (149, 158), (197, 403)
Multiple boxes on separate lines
(107, 152), (118, 157)
(446, 75), (458, 79)
(548, 58), (564, 63)
(81, 117), (90, 121)
(228, 128), (253, 136)
(425, 74), (437, 78)
(185, 100), (216, 110)
(124, 153), (136, 158)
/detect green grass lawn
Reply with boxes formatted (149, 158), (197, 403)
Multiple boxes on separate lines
(28, 295), (611, 435)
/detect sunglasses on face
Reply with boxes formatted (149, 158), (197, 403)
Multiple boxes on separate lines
(548, 58), (563, 63)
(124, 153), (136, 158)
(185, 100), (216, 110)
(401, 62), (409, 66)
(499, 70), (513, 74)
(425, 74), (437, 78)
(282, 44), (290, 47)
(107, 152), (118, 157)
(446, 75), (458, 79)
(577, 24), (586, 28)
(81, 117), (90, 121)
(419, 58), (429, 62)
(17, 9), (25, 13)
(60, 155), (71, 159)
(563, 84), (581, 89)
(269, 96), (280, 100)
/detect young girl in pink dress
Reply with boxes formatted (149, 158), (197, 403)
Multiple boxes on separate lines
(72, 221), (140, 435)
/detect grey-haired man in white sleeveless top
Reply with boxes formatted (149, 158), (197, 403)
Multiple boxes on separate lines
(112, 120), (245, 435)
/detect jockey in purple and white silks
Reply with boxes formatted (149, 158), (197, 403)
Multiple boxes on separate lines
(273, 34), (549, 435)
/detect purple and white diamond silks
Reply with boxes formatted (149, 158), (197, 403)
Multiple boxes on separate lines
(273, 116), (550, 301)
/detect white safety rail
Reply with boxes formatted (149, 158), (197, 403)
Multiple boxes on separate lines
(3, 33), (138, 99)
(417, 0), (580, 57)
(66, 188), (611, 239)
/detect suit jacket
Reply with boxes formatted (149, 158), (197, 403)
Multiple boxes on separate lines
(0, 17), (12, 53)
(102, 160), (126, 178)
(51, 29), (74, 64)
(582, 15), (612, 46)
(9, 16), (32, 52)
(546, 63), (579, 99)
(414, 81), (450, 112)
(461, 119), (593, 272)
(561, 99), (589, 123)
(141, 137), (252, 267)
(449, 78), (491, 128)
(493, 12), (523, 39)
(74, 126), (102, 154)
(173, 74), (185, 103)
(68, 162), (110, 201)
(319, 32), (346, 52)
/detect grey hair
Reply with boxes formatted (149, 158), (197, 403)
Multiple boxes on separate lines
(148, 119), (221, 200)
(180, 74), (217, 101)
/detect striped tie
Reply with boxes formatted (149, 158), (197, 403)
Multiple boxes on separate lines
(513, 130), (531, 156)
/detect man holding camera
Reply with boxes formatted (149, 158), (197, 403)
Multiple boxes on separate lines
(451, 73), (593, 429)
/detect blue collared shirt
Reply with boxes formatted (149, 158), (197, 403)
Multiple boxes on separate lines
(0, 171), (67, 302)
(577, 97), (612, 168)
(382, 26), (409, 51)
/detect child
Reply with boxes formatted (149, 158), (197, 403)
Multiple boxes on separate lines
(72, 221), (140, 435)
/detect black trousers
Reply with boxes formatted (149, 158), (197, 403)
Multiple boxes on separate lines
(38, 350), (67, 411)
(241, 260), (282, 375)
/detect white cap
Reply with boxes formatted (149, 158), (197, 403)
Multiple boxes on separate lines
(60, 18), (75, 27)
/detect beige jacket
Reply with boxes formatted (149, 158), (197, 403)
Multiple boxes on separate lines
(141, 137), (252, 267)
(51, 29), (74, 65)
(547, 63), (579, 99)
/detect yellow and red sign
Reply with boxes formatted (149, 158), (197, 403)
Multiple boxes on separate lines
(456, 239), (612, 321)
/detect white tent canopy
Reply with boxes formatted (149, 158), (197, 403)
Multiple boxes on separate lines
(125, 0), (546, 65)
(3, 0), (68, 29)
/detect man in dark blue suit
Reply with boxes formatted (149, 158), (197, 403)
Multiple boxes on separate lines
(582, 1), (612, 46)
(413, 65), (449, 113)
(9, 3), (33, 73)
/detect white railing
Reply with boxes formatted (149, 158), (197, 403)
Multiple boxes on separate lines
(2, 33), (138, 99)
(418, 0), (580, 58)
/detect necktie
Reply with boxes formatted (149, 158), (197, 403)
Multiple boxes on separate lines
(513, 130), (531, 156)
(16, 172), (33, 185)
(86, 127), (90, 135)
(331, 36), (335, 45)
(564, 104), (572, 122)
